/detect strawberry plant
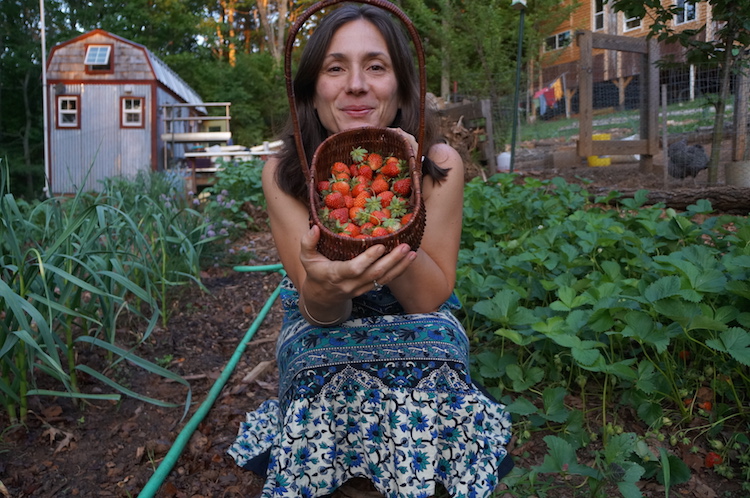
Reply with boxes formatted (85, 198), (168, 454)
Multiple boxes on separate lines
(456, 173), (750, 496)
(316, 146), (412, 238)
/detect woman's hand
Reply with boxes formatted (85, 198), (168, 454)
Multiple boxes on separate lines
(299, 225), (417, 300)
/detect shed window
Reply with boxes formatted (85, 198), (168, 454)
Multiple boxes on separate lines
(85, 44), (113, 73)
(675, 0), (697, 24)
(57, 96), (80, 129)
(121, 97), (145, 128)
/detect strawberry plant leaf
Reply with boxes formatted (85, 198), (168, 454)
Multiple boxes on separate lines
(535, 435), (601, 478)
(541, 386), (569, 423)
(644, 276), (682, 302)
(705, 328), (750, 366)
(503, 396), (538, 416)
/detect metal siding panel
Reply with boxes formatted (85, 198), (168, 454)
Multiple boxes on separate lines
(51, 83), (153, 193)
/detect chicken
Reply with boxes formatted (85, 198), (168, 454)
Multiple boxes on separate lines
(668, 139), (709, 180)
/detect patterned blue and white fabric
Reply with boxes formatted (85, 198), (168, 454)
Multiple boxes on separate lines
(229, 277), (512, 498)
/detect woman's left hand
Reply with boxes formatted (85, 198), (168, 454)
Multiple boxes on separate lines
(299, 225), (417, 299)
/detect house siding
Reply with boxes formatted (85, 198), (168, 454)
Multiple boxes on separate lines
(539, 0), (713, 88)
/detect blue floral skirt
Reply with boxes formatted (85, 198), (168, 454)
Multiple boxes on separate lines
(228, 277), (513, 498)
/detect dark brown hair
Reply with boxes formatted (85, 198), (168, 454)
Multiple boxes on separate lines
(275, 2), (446, 201)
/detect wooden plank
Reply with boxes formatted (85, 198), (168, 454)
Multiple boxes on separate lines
(589, 139), (648, 156)
(591, 32), (648, 54)
(577, 30), (594, 157)
(733, 71), (748, 161)
(480, 99), (495, 163)
(646, 37), (660, 156)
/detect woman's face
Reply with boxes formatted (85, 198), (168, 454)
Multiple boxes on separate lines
(313, 19), (400, 134)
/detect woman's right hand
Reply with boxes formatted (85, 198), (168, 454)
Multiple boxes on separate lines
(298, 225), (417, 302)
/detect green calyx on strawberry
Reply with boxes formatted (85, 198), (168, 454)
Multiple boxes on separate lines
(350, 146), (368, 164)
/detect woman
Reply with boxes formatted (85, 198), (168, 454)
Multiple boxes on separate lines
(229, 3), (513, 497)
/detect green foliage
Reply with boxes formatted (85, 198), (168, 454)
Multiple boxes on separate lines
(0, 164), (233, 424)
(458, 173), (750, 495)
(203, 157), (266, 231)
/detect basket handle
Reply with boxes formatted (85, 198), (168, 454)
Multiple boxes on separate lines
(284, 0), (427, 181)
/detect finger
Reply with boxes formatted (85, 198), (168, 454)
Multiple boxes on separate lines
(299, 225), (321, 261)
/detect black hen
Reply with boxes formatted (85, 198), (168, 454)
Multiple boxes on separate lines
(668, 139), (709, 179)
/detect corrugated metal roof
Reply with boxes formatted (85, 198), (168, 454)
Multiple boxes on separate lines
(145, 49), (207, 114)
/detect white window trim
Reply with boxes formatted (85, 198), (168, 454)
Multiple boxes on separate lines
(623, 14), (642, 32)
(122, 97), (144, 128)
(675, 0), (697, 25)
(84, 45), (111, 66)
(57, 96), (79, 128)
(593, 0), (605, 31)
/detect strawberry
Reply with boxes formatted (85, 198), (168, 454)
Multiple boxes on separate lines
(388, 196), (407, 217)
(370, 176), (389, 194)
(367, 153), (383, 171)
(357, 164), (374, 181)
(377, 190), (395, 208)
(383, 218), (402, 233)
(359, 221), (375, 234)
(331, 161), (350, 176)
(353, 191), (371, 208)
(400, 212), (413, 225)
(328, 207), (349, 225)
(349, 206), (364, 222)
(350, 146), (368, 163)
(381, 156), (403, 177)
(364, 196), (382, 212)
(354, 208), (372, 225)
(371, 226), (389, 237)
(317, 180), (330, 193)
(351, 176), (370, 196)
(334, 171), (351, 181)
(331, 180), (351, 196)
(344, 195), (354, 209)
(324, 191), (346, 209)
(341, 222), (361, 237)
(392, 178), (412, 197)
(369, 210), (388, 225)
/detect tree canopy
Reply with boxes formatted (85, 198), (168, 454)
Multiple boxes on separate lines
(1, 0), (561, 198)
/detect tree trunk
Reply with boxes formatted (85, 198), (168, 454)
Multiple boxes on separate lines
(591, 186), (750, 215)
(257, 0), (281, 63)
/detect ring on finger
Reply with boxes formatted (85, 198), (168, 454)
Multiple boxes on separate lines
(373, 279), (384, 292)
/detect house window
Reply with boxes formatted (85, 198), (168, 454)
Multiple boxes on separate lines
(121, 97), (145, 128)
(57, 96), (80, 129)
(624, 14), (642, 31)
(84, 44), (113, 73)
(545, 31), (571, 52)
(675, 0), (697, 24)
(594, 0), (605, 31)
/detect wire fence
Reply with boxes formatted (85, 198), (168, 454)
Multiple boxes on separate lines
(473, 57), (747, 182)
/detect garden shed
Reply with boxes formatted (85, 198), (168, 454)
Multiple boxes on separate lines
(45, 29), (228, 194)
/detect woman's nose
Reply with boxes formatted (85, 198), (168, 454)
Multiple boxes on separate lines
(346, 68), (368, 94)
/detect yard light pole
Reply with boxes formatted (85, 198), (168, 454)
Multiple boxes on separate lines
(40, 0), (51, 197)
(509, 0), (526, 173)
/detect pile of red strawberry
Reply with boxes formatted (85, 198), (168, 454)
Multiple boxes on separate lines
(316, 146), (413, 238)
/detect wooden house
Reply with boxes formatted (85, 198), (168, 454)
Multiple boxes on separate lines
(45, 29), (231, 194)
(535, 0), (714, 117)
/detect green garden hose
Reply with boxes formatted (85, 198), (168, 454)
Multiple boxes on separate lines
(138, 263), (285, 498)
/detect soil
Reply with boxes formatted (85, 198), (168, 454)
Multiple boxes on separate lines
(1, 153), (745, 498)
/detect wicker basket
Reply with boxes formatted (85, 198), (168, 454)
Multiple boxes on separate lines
(308, 127), (426, 261)
(285, 0), (427, 260)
